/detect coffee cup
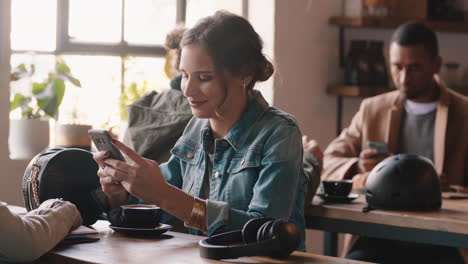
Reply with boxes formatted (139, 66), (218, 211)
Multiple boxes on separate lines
(322, 180), (353, 197)
(120, 204), (161, 228)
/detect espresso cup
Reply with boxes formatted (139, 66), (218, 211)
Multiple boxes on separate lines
(322, 180), (353, 197)
(120, 204), (161, 228)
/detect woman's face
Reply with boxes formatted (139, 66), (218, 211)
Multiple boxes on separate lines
(179, 43), (245, 119)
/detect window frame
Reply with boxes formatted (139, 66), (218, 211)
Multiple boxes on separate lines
(10, 0), (249, 93)
(55, 0), (185, 57)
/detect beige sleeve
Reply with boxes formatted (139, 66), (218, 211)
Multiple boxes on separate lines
(0, 200), (81, 262)
(322, 100), (367, 181)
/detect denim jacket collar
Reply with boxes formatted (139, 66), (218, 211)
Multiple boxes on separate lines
(197, 91), (269, 152)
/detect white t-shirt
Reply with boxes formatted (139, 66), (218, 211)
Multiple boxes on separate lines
(404, 100), (437, 115)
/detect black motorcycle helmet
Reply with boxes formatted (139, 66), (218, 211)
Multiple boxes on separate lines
(365, 154), (441, 211)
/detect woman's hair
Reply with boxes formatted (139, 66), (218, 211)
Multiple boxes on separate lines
(179, 11), (274, 93)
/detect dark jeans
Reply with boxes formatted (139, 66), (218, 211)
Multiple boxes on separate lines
(346, 237), (465, 264)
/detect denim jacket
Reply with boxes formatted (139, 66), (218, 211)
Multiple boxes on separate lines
(159, 91), (307, 250)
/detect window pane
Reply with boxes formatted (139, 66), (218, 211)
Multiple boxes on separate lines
(58, 56), (122, 128)
(124, 57), (170, 92)
(186, 0), (243, 27)
(11, 0), (56, 51)
(121, 57), (171, 120)
(124, 0), (176, 45)
(69, 0), (122, 43)
(10, 54), (56, 119)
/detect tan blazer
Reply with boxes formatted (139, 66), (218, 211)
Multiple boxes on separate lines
(322, 77), (468, 258)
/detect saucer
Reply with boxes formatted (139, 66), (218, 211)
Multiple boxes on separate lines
(109, 224), (172, 237)
(317, 193), (359, 203)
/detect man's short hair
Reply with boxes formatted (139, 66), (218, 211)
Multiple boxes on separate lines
(391, 21), (439, 58)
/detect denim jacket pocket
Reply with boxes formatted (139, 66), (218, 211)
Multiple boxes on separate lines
(171, 141), (202, 193)
(226, 150), (261, 209)
(227, 149), (261, 173)
(172, 141), (201, 165)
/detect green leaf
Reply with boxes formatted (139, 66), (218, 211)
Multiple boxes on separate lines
(32, 82), (48, 94)
(17, 64), (28, 73)
(53, 79), (66, 109)
(37, 96), (57, 118)
(11, 58), (82, 120)
(36, 79), (64, 119)
(11, 64), (31, 80)
(10, 93), (28, 110)
(62, 74), (82, 87)
(56, 62), (71, 74)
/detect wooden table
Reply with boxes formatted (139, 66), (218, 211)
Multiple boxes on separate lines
(0, 205), (371, 264)
(306, 194), (468, 256)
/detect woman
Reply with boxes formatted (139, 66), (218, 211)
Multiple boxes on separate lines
(0, 199), (82, 262)
(94, 11), (307, 250)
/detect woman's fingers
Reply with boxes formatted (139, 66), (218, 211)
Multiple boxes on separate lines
(104, 158), (134, 174)
(93, 150), (110, 167)
(112, 139), (148, 165)
(99, 174), (125, 194)
(99, 164), (128, 182)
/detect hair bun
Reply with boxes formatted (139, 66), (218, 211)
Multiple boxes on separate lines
(165, 25), (187, 50)
(257, 56), (274, 82)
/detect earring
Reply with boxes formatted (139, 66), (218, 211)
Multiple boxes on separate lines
(242, 82), (247, 97)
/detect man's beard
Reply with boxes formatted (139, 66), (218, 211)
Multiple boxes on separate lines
(399, 83), (439, 101)
(399, 85), (420, 100)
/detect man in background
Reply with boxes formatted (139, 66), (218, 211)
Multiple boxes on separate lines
(322, 21), (468, 263)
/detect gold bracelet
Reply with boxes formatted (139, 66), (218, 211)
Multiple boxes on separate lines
(184, 197), (206, 231)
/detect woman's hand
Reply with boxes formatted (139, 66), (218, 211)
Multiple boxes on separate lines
(98, 139), (168, 205)
(93, 150), (129, 208)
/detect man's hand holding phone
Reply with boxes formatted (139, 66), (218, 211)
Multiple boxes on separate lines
(358, 141), (390, 173)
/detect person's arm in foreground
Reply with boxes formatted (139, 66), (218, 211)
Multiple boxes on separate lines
(0, 199), (82, 262)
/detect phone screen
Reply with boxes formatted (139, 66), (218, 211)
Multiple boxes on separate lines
(367, 141), (389, 158)
(88, 129), (125, 161)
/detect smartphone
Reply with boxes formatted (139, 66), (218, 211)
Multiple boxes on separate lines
(62, 235), (100, 245)
(367, 141), (389, 158)
(88, 129), (125, 161)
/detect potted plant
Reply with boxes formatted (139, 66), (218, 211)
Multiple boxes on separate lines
(53, 100), (93, 151)
(9, 57), (81, 159)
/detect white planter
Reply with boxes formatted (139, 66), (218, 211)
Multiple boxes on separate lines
(54, 123), (92, 150)
(345, 0), (364, 16)
(9, 119), (50, 160)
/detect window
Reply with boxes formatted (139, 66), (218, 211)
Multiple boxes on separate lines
(10, 0), (245, 129)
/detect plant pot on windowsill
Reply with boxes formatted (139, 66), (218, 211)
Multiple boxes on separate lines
(9, 58), (82, 159)
(53, 123), (92, 150)
(9, 119), (50, 160)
